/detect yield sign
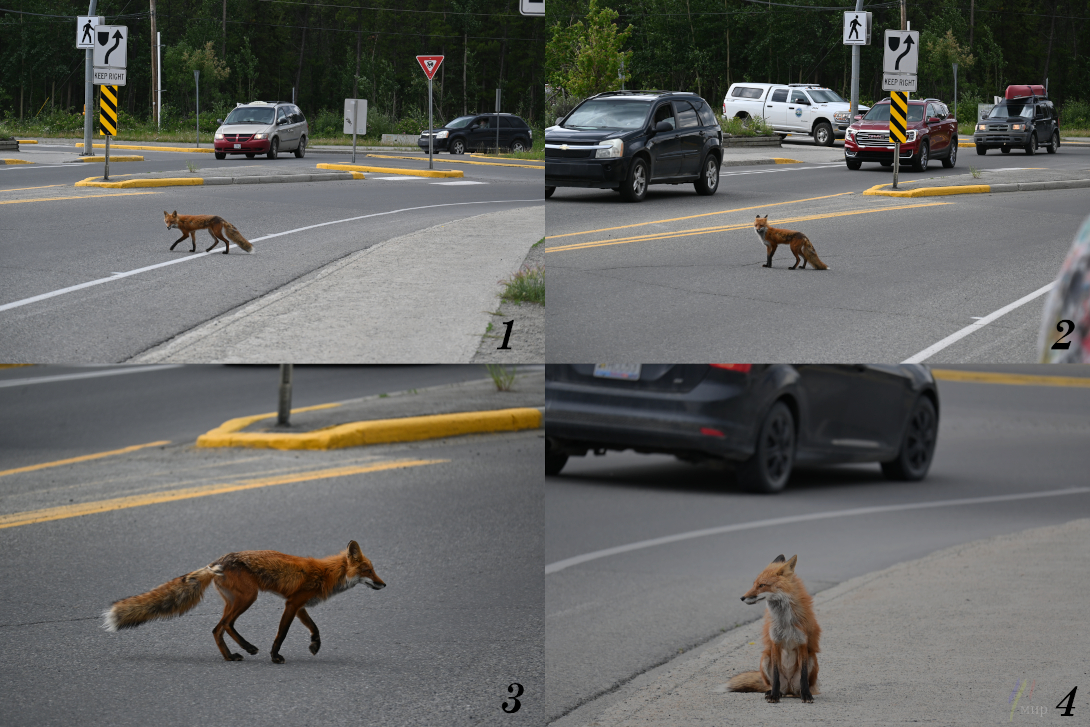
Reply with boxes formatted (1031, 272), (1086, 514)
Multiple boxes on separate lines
(416, 55), (444, 80)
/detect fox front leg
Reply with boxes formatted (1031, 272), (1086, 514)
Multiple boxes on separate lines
(763, 245), (775, 268)
(800, 656), (813, 703)
(170, 233), (194, 252)
(766, 661), (781, 703)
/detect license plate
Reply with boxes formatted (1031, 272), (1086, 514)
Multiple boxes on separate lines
(593, 364), (641, 381)
(234, 144), (241, 149)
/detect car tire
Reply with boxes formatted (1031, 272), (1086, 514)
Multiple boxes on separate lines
(1001, 146), (1011, 154)
(266, 137), (279, 160)
(814, 122), (834, 147)
(511, 137), (529, 153)
(846, 160), (862, 170)
(450, 138), (466, 155)
(911, 141), (929, 172)
(1047, 131), (1059, 154)
(545, 186), (555, 199)
(881, 396), (938, 481)
(620, 158), (648, 203)
(1025, 133), (1038, 155)
(245, 153), (256, 159)
(214, 152), (226, 160)
(694, 154), (719, 196)
(941, 138), (957, 168)
(294, 135), (306, 158)
(545, 441), (568, 476)
(975, 145), (987, 155)
(736, 401), (795, 494)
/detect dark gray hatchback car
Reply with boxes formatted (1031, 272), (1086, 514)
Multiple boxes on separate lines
(545, 364), (939, 492)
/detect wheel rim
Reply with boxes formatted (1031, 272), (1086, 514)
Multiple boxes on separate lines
(300, 138), (306, 155)
(453, 140), (464, 154)
(920, 145), (928, 169)
(761, 410), (794, 484)
(704, 158), (718, 189)
(904, 405), (935, 472)
(513, 141), (526, 152)
(632, 164), (646, 196)
(816, 127), (828, 144)
(1053, 132), (1060, 149)
(950, 143), (956, 164)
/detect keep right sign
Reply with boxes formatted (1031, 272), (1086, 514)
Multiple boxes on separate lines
(883, 30), (920, 75)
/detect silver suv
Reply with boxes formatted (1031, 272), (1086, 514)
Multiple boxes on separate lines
(213, 102), (309, 160)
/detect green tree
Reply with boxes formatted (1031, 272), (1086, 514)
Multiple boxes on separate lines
(546, 0), (633, 100)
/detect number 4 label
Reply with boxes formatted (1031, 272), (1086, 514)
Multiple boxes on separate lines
(1057, 686), (1077, 716)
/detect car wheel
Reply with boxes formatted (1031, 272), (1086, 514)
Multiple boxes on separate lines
(294, 135), (306, 158)
(1000, 146), (1011, 154)
(245, 153), (256, 159)
(620, 158), (648, 203)
(545, 186), (555, 199)
(1025, 133), (1038, 155)
(694, 154), (719, 196)
(881, 396), (938, 481)
(911, 141), (929, 172)
(545, 441), (568, 476)
(941, 138), (957, 168)
(737, 401), (795, 494)
(450, 138), (466, 155)
(846, 160), (862, 170)
(975, 145), (987, 155)
(1047, 131), (1059, 154)
(813, 122), (834, 147)
(214, 152), (226, 160)
(511, 138), (529, 153)
(266, 137), (279, 160)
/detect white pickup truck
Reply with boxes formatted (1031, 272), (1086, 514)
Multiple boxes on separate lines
(721, 83), (868, 146)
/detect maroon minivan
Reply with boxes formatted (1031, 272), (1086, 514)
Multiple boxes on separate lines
(843, 98), (958, 172)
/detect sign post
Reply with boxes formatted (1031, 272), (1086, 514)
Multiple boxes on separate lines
(415, 55), (444, 170)
(882, 28), (917, 190)
(194, 70), (200, 148)
(100, 84), (118, 179)
(496, 89), (501, 153)
(889, 91), (909, 189)
(79, 8), (103, 157)
(343, 98), (367, 163)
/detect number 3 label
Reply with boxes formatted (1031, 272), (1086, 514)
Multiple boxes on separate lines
(502, 682), (523, 713)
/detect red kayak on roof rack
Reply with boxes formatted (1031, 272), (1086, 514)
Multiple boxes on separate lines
(1006, 84), (1046, 99)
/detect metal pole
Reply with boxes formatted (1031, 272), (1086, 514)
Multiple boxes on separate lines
(277, 364), (293, 426)
(83, 0), (98, 157)
(104, 132), (110, 180)
(352, 99), (359, 164)
(428, 77), (434, 169)
(150, 0), (157, 126)
(157, 32), (162, 129)
(892, 8), (906, 190)
(849, 0), (862, 120)
(953, 63), (958, 121)
(194, 69), (200, 147)
(495, 88), (501, 153)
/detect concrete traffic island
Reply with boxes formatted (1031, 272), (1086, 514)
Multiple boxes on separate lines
(864, 167), (1090, 197)
(553, 518), (1090, 727)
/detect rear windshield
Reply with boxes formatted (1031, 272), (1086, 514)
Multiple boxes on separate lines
(863, 104), (925, 122)
(224, 107), (275, 125)
(562, 99), (651, 130)
(987, 102), (1034, 119)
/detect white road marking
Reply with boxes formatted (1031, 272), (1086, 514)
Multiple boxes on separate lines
(0, 199), (542, 314)
(719, 163), (843, 177)
(431, 180), (488, 185)
(0, 164), (76, 171)
(544, 486), (1090, 575)
(0, 365), (185, 388)
(901, 281), (1056, 363)
(372, 176), (423, 181)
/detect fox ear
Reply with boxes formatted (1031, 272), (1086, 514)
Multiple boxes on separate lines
(347, 540), (362, 558)
(782, 555), (798, 573)
(772, 554), (786, 563)
(172, 210), (177, 216)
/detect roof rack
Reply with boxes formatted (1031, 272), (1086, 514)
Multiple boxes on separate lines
(593, 90), (678, 97)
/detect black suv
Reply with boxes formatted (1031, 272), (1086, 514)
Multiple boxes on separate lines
(974, 95), (1060, 155)
(545, 90), (723, 202)
(418, 113), (532, 155)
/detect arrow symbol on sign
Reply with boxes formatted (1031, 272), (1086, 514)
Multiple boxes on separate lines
(104, 30), (123, 65)
(895, 35), (914, 71)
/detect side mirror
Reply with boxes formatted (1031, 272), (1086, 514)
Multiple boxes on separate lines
(216, 118), (222, 123)
(556, 117), (564, 126)
(654, 120), (673, 132)
(854, 114), (863, 120)
(927, 116), (940, 124)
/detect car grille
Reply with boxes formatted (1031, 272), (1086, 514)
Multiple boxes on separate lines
(545, 145), (596, 159)
(854, 132), (894, 147)
(222, 133), (254, 142)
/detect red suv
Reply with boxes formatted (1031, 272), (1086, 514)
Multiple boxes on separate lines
(843, 98), (958, 172)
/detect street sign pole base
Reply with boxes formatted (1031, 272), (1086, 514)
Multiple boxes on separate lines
(104, 134), (110, 181)
(893, 141), (899, 189)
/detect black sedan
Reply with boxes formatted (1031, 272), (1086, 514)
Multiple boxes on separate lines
(544, 364), (939, 492)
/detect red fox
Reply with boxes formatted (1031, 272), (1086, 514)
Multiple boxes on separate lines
(753, 215), (828, 270)
(728, 554), (821, 703)
(102, 540), (384, 663)
(163, 210), (254, 254)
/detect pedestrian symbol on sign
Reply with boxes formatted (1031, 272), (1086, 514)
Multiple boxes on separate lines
(848, 16), (861, 39)
(82, 19), (93, 44)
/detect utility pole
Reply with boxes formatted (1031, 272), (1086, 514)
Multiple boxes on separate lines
(150, 0), (158, 126)
(849, 0), (862, 120)
(83, 0), (98, 157)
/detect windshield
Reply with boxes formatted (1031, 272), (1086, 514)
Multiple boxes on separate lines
(808, 89), (845, 103)
(987, 102), (1034, 119)
(446, 115), (477, 129)
(224, 107), (275, 125)
(862, 104), (925, 122)
(562, 99), (652, 130)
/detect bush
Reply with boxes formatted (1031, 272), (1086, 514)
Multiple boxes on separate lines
(718, 112), (775, 137)
(1060, 99), (1090, 129)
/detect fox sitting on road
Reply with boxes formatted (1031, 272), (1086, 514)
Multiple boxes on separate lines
(753, 215), (828, 270)
(728, 554), (821, 703)
(163, 210), (254, 254)
(102, 540), (385, 663)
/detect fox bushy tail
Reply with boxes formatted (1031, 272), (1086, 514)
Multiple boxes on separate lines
(102, 564), (222, 632)
(803, 242), (829, 270)
(728, 670), (769, 692)
(223, 222), (254, 253)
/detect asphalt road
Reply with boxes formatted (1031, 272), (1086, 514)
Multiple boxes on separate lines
(544, 365), (1090, 722)
(0, 365), (542, 726)
(0, 145), (542, 362)
(546, 140), (1090, 363)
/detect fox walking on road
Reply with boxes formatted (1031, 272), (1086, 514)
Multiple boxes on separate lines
(728, 554), (821, 703)
(102, 540), (385, 663)
(163, 210), (254, 254)
(753, 215), (829, 270)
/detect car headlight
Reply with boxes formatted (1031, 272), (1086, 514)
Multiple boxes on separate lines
(214, 132), (224, 140)
(253, 133), (268, 139)
(904, 130), (917, 142)
(595, 138), (623, 159)
(834, 111), (850, 123)
(436, 130), (448, 139)
(845, 128), (855, 141)
(1011, 123), (1025, 131)
(976, 124), (986, 131)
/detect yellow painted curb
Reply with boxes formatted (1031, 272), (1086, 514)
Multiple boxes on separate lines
(863, 182), (990, 197)
(1, 158), (32, 164)
(772, 158), (804, 164)
(931, 369), (1090, 388)
(76, 142), (215, 154)
(15, 139), (38, 144)
(376, 153), (544, 169)
(196, 407), (543, 450)
(316, 162), (462, 178)
(76, 155), (144, 162)
(76, 175), (203, 188)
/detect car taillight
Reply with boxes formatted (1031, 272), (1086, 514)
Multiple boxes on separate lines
(700, 427), (726, 437)
(710, 364), (752, 373)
